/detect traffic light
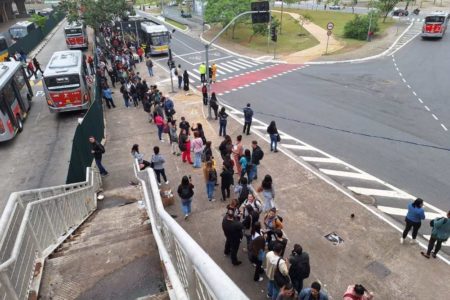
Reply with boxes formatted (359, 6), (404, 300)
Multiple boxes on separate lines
(251, 1), (270, 24)
(270, 25), (277, 42)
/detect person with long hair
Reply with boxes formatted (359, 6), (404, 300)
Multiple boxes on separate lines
(240, 149), (252, 180)
(232, 135), (244, 175)
(192, 131), (204, 168)
(210, 92), (219, 119)
(203, 160), (217, 201)
(267, 121), (279, 152)
(259, 174), (275, 212)
(131, 144), (150, 170)
(183, 70), (190, 91)
(177, 175), (194, 220)
(248, 221), (265, 282)
(218, 107), (228, 136)
(401, 198), (425, 244)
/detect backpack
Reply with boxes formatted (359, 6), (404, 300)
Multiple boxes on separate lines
(238, 185), (249, 205)
(97, 142), (105, 154)
(179, 185), (191, 199)
(174, 69), (178, 76)
(208, 169), (217, 182)
(430, 217), (447, 227)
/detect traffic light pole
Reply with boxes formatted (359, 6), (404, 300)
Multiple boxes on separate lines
(204, 10), (268, 119)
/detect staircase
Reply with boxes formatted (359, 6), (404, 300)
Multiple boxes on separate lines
(39, 198), (168, 300)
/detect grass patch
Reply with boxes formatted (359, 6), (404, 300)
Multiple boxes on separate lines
(166, 18), (188, 30)
(211, 12), (319, 54)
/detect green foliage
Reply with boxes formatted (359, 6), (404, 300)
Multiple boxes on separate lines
(204, 0), (252, 28)
(58, 0), (133, 29)
(376, 0), (400, 22)
(250, 17), (280, 41)
(344, 12), (380, 40)
(30, 14), (48, 28)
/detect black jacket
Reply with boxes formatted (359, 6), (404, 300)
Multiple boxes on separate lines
(267, 124), (278, 135)
(252, 146), (264, 165)
(288, 252), (310, 281)
(222, 217), (244, 242)
(91, 141), (104, 159)
(220, 167), (234, 187)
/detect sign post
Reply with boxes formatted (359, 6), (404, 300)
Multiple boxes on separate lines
(325, 22), (334, 54)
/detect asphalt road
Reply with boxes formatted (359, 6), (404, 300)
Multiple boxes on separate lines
(0, 20), (83, 213)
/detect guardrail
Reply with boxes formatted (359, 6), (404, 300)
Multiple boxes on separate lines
(133, 160), (249, 300)
(0, 168), (101, 300)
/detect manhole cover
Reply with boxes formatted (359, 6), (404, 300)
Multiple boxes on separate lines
(366, 261), (391, 279)
(324, 232), (344, 245)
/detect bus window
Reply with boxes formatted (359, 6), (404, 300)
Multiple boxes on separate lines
(3, 84), (16, 107)
(44, 75), (81, 91)
(65, 28), (83, 35)
(9, 28), (27, 39)
(151, 34), (169, 46)
(14, 70), (31, 111)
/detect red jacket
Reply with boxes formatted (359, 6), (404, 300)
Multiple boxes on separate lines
(154, 115), (164, 126)
(137, 48), (144, 56)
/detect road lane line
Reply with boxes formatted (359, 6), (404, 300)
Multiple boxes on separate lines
(432, 114), (438, 120)
(282, 144), (312, 151)
(399, 72), (403, 77)
(412, 91), (417, 96)
(216, 69), (226, 75)
(424, 106), (430, 111)
(217, 64), (233, 73)
(226, 61), (247, 69)
(377, 206), (444, 220)
(220, 62), (240, 71)
(238, 58), (258, 66)
(407, 85), (411, 89)
(424, 235), (450, 247)
(302, 157), (341, 163)
(232, 60), (255, 68)
(347, 187), (411, 199)
(441, 124), (448, 131)
(187, 71), (201, 81)
(320, 169), (376, 181)
(402, 78), (406, 83)
(418, 98), (423, 104)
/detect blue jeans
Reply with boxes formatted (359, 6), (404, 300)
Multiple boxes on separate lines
(95, 157), (108, 175)
(206, 181), (215, 200)
(219, 121), (227, 136)
(178, 76), (182, 89)
(248, 164), (257, 182)
(124, 96), (129, 107)
(268, 280), (279, 299)
(193, 152), (202, 168)
(157, 125), (164, 141)
(147, 66), (153, 76)
(270, 134), (278, 151)
(181, 198), (192, 215)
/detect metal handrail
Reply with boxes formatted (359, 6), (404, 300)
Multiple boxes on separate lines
(133, 160), (249, 300)
(0, 167), (100, 300)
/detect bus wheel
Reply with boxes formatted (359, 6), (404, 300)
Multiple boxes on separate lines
(17, 115), (24, 132)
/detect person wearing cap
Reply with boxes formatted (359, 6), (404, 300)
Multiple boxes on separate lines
(243, 103), (254, 135)
(222, 208), (244, 266)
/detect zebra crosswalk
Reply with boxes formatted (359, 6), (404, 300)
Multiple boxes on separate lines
(186, 58), (270, 85)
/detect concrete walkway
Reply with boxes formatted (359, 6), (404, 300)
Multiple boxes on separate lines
(100, 55), (450, 299)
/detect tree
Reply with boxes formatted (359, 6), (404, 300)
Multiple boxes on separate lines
(249, 17), (280, 42)
(204, 0), (252, 39)
(376, 0), (400, 22)
(344, 11), (380, 40)
(58, 0), (133, 29)
(30, 14), (47, 28)
(284, 0), (297, 7)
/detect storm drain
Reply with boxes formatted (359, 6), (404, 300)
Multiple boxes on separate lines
(324, 232), (344, 245)
(366, 261), (391, 279)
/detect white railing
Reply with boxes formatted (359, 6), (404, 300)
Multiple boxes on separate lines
(0, 167), (101, 300)
(133, 161), (249, 300)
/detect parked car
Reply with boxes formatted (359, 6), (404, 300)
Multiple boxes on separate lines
(392, 8), (409, 16)
(329, 4), (341, 10)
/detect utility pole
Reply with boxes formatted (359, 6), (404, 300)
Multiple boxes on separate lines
(280, 0), (284, 34)
(202, 0), (205, 33)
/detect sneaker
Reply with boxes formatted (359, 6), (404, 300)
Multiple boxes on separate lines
(165, 180), (169, 184)
(184, 214), (188, 220)
(400, 237), (404, 244)
(258, 277), (264, 282)
(160, 139), (164, 143)
(211, 198), (216, 202)
(410, 239), (418, 245)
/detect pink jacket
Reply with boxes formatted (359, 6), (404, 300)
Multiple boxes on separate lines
(343, 286), (373, 300)
(192, 137), (203, 153)
(154, 115), (164, 126)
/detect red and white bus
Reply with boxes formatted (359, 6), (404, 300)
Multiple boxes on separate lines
(421, 11), (450, 39)
(0, 61), (33, 142)
(43, 50), (91, 113)
(64, 22), (88, 49)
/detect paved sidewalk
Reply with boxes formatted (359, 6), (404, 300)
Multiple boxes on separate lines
(100, 57), (450, 299)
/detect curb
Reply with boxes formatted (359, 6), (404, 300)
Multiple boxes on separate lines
(29, 17), (66, 58)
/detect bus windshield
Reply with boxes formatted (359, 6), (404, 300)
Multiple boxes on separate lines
(44, 75), (80, 91)
(151, 33), (169, 46)
(425, 16), (445, 23)
(9, 28), (27, 39)
(65, 28), (83, 35)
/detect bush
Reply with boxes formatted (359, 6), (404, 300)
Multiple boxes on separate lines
(343, 12), (379, 40)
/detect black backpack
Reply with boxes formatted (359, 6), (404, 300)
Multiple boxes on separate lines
(208, 169), (217, 182)
(179, 185), (191, 199)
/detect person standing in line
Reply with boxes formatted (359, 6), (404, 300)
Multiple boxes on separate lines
(211, 63), (217, 83)
(210, 92), (219, 119)
(267, 121), (279, 152)
(137, 46), (144, 62)
(183, 70), (190, 91)
(120, 84), (130, 108)
(102, 86), (116, 109)
(201, 84), (208, 105)
(258, 174), (275, 212)
(222, 209), (244, 266)
(154, 114), (165, 142)
(243, 103), (254, 135)
(220, 163), (234, 201)
(400, 198), (426, 244)
(265, 243), (289, 300)
(146, 56), (154, 76)
(251, 140), (264, 181)
(219, 135), (233, 161)
(33, 57), (44, 75)
(299, 282), (329, 300)
(179, 129), (193, 164)
(89, 136), (108, 176)
(192, 123), (206, 144)
(88, 55), (95, 74)
(240, 149), (252, 180)
(232, 135), (244, 175)
(264, 208), (284, 243)
(151, 146), (169, 185)
(421, 210), (450, 259)
(178, 175), (194, 220)
(288, 244), (310, 294)
(131, 144), (151, 170)
(26, 60), (35, 78)
(177, 64), (183, 89)
(169, 120), (181, 156)
(192, 131), (204, 168)
(199, 62), (206, 83)
(248, 222), (265, 281)
(203, 161), (217, 201)
(268, 229), (288, 257)
(343, 284), (374, 300)
(218, 107), (228, 136)
(179, 116), (191, 135)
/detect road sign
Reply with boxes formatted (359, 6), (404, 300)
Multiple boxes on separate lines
(327, 22), (334, 30)
(327, 30), (332, 36)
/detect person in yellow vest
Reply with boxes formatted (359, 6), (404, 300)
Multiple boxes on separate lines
(211, 63), (217, 83)
(199, 62), (206, 83)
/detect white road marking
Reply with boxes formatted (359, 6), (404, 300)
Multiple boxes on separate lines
(224, 91), (230, 94)
(407, 85), (411, 89)
(218, 93), (224, 96)
(320, 169), (376, 181)
(418, 98), (423, 104)
(432, 114), (438, 120)
(233, 60), (255, 68)
(441, 124), (448, 131)
(412, 91), (417, 96)
(302, 156), (341, 163)
(217, 64), (233, 73)
(399, 72), (403, 77)
(216, 69), (226, 75)
(253, 125), (268, 130)
(377, 206), (444, 220)
(238, 86), (244, 89)
(232, 88), (237, 91)
(347, 187), (411, 199)
(424, 106), (430, 111)
(220, 62), (240, 71)
(281, 144), (312, 151)
(187, 71), (201, 81)
(226, 61), (247, 69)
(238, 58), (258, 66)
(395, 67), (399, 71)
(423, 235), (450, 247)
(250, 82), (256, 85)
(402, 78), (406, 83)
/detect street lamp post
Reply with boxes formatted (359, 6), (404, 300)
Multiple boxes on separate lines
(367, 9), (373, 41)
(280, 1), (284, 34)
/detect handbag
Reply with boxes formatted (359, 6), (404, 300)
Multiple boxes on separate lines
(276, 134), (281, 142)
(274, 258), (290, 288)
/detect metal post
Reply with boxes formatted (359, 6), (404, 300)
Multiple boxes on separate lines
(280, 1), (284, 34)
(43, 205), (58, 240)
(267, 22), (270, 53)
(205, 44), (211, 119)
(202, 0), (205, 33)
(367, 7), (373, 41)
(161, 0), (164, 16)
(0, 272), (19, 300)
(325, 34), (330, 54)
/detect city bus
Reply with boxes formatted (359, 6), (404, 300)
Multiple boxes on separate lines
(0, 61), (33, 142)
(140, 22), (170, 55)
(421, 11), (450, 39)
(43, 50), (91, 113)
(64, 22), (89, 49)
(8, 21), (37, 40)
